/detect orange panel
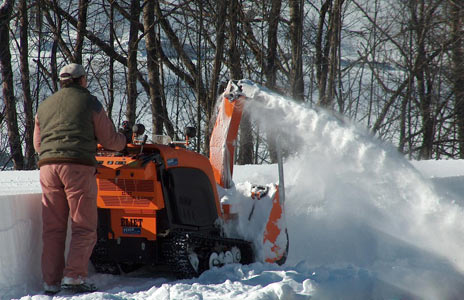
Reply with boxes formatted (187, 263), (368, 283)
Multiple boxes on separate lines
(109, 209), (157, 240)
(96, 159), (164, 211)
(263, 186), (286, 263)
(209, 96), (245, 188)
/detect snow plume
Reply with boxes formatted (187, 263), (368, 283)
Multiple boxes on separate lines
(245, 84), (464, 299)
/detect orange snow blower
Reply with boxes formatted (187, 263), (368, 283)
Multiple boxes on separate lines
(91, 80), (288, 278)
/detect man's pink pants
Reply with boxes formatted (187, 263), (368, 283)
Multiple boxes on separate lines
(39, 163), (97, 286)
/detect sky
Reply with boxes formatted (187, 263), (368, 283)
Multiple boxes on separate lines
(2, 85), (464, 299)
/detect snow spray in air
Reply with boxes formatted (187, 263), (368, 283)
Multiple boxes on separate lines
(239, 80), (464, 299)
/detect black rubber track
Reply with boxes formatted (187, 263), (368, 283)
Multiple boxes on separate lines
(161, 231), (254, 279)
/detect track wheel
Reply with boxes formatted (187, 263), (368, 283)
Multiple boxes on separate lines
(224, 251), (234, 264)
(188, 252), (200, 273)
(231, 246), (241, 263)
(208, 252), (222, 269)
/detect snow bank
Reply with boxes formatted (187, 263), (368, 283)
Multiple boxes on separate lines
(411, 159), (464, 178)
(0, 192), (42, 298)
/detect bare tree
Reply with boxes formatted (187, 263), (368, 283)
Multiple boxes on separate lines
(143, 0), (165, 136)
(107, 1), (115, 122)
(18, 0), (35, 169)
(1, 0), (24, 170)
(316, 0), (344, 109)
(74, 0), (89, 64)
(265, 0), (282, 89)
(449, 0), (464, 158)
(153, 0), (208, 136)
(228, 0), (253, 165)
(289, 0), (304, 101)
(42, 1), (65, 91)
(265, 0), (282, 163)
(205, 0), (227, 154)
(126, 0), (140, 126)
(408, 0), (444, 159)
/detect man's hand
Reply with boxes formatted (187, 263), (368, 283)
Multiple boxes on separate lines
(119, 121), (132, 144)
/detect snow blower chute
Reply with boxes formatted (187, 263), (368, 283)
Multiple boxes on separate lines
(210, 79), (288, 264)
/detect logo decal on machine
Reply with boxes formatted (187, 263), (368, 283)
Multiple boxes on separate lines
(167, 158), (178, 167)
(121, 218), (143, 235)
(123, 227), (141, 234)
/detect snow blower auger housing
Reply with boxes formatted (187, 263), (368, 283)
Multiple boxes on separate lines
(91, 126), (254, 278)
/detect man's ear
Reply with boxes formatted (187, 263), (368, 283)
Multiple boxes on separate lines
(80, 76), (87, 88)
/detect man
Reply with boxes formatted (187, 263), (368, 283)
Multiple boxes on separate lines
(33, 63), (127, 294)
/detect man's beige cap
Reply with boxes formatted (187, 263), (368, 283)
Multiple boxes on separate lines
(59, 63), (86, 80)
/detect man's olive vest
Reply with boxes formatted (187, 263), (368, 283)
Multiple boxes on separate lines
(37, 84), (103, 167)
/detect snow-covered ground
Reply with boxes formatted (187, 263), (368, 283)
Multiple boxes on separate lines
(3, 87), (464, 299)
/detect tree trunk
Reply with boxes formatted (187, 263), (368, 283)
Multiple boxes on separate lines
(410, 0), (436, 159)
(108, 1), (115, 122)
(229, 0), (253, 165)
(265, 0), (281, 89)
(126, 0), (140, 126)
(326, 0), (344, 111)
(265, 0), (282, 163)
(289, 0), (304, 101)
(43, 5), (62, 91)
(44, 1), (73, 63)
(238, 112), (254, 165)
(74, 0), (89, 64)
(0, 0), (24, 170)
(205, 0), (227, 155)
(153, 0), (204, 139)
(34, 0), (43, 111)
(316, 0), (331, 106)
(143, 0), (164, 136)
(450, 1), (464, 158)
(316, 0), (344, 109)
(19, 0), (35, 169)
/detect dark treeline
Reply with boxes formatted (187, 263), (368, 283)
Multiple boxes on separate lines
(1, 0), (464, 170)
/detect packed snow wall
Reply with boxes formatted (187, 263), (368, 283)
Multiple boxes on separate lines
(0, 171), (77, 298)
(0, 191), (43, 297)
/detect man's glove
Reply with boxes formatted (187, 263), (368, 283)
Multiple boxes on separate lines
(119, 121), (132, 144)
